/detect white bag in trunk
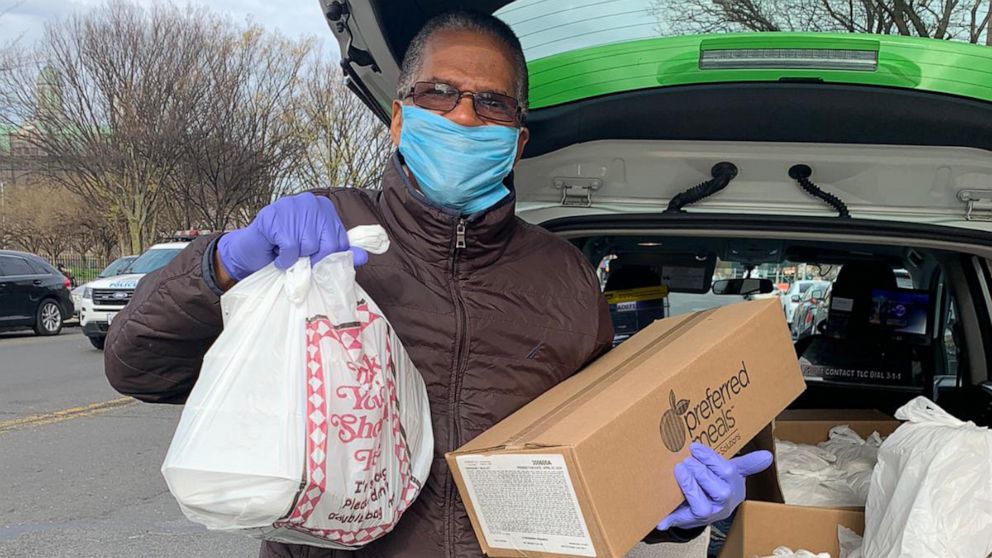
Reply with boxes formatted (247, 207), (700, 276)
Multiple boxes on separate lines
(862, 396), (992, 558)
(162, 226), (433, 549)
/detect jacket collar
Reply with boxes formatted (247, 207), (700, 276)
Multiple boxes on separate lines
(377, 152), (518, 269)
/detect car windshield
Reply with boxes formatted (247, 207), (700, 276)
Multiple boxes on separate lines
(495, 0), (990, 61)
(799, 283), (815, 294)
(99, 257), (137, 278)
(126, 249), (182, 275)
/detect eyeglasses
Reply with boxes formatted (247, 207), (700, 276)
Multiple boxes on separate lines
(403, 81), (522, 124)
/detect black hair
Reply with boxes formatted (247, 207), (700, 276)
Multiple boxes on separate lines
(397, 10), (528, 120)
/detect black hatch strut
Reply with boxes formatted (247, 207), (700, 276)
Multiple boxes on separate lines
(788, 164), (851, 218)
(325, 1), (391, 123)
(665, 162), (739, 213)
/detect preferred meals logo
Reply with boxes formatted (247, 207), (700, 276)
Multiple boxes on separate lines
(660, 390), (690, 452)
(659, 361), (752, 453)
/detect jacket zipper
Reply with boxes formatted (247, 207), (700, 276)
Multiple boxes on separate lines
(456, 220), (467, 249)
(445, 218), (469, 558)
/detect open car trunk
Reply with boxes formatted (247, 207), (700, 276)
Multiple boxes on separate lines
(513, 139), (992, 233)
(321, 1), (992, 230)
(319, 0), (992, 422)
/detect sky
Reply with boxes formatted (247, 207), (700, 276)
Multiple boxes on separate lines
(0, 0), (340, 56)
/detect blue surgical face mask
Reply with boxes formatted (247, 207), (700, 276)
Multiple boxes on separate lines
(398, 105), (520, 215)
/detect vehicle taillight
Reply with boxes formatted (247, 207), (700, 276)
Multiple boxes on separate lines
(63, 277), (71, 289)
(805, 311), (814, 325)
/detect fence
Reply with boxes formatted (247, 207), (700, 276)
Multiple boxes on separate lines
(54, 253), (117, 286)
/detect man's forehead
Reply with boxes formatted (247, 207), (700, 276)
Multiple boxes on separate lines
(416, 30), (516, 95)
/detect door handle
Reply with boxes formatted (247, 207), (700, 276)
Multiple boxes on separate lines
(33, 280), (43, 285)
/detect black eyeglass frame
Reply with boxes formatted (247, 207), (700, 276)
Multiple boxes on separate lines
(402, 81), (523, 125)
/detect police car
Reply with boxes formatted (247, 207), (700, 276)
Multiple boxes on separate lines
(80, 233), (201, 349)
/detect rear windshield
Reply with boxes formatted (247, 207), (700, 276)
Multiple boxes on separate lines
(586, 237), (954, 395)
(495, 0), (991, 61)
(127, 249), (182, 275)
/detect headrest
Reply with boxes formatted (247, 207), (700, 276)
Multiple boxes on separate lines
(833, 262), (898, 296)
(827, 262), (898, 339)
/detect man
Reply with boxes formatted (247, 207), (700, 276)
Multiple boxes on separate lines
(105, 10), (770, 558)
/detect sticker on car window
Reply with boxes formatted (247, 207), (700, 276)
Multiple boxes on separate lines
(831, 297), (855, 312)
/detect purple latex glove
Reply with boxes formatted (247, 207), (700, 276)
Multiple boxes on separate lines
(217, 192), (367, 281)
(657, 442), (772, 531)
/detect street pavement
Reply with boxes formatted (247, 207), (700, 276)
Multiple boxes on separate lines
(0, 325), (719, 558)
(0, 328), (257, 558)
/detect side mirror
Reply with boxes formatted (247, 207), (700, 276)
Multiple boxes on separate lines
(712, 278), (774, 296)
(791, 295), (801, 303)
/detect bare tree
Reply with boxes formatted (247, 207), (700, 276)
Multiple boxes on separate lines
(651, 0), (991, 43)
(162, 26), (312, 232)
(2, 1), (395, 258)
(290, 55), (393, 193)
(69, 207), (122, 259)
(1, 2), (214, 253)
(2, 179), (80, 261)
(0, 1), (26, 69)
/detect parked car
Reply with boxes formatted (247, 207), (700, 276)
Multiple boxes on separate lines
(0, 250), (74, 336)
(70, 255), (139, 318)
(80, 242), (188, 349)
(791, 283), (831, 340)
(782, 280), (831, 324)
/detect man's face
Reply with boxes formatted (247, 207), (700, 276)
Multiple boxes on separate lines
(390, 30), (530, 167)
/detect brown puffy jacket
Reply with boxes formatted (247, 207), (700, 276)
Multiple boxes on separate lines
(105, 154), (616, 557)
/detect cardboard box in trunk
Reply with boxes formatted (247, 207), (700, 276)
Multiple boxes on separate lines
(774, 409), (901, 445)
(445, 300), (807, 558)
(745, 409), (901, 504)
(717, 501), (864, 558)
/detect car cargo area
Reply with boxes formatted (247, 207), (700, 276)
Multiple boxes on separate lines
(562, 230), (992, 425)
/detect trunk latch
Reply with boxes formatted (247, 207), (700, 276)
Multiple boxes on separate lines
(553, 177), (602, 207)
(959, 190), (992, 221)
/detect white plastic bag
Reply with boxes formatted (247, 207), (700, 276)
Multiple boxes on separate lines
(162, 226), (433, 549)
(862, 396), (992, 558)
(818, 426), (883, 502)
(837, 525), (862, 558)
(757, 547), (830, 558)
(776, 426), (885, 508)
(776, 438), (862, 508)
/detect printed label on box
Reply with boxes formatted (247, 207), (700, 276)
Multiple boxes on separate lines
(456, 454), (595, 557)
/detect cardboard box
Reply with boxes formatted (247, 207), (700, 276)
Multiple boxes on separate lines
(718, 501), (864, 558)
(773, 409), (900, 445)
(747, 409), (901, 504)
(446, 300), (807, 558)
